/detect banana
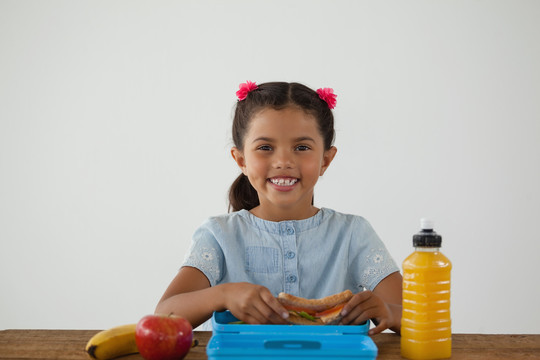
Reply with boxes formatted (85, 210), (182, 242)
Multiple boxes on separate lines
(85, 323), (138, 360)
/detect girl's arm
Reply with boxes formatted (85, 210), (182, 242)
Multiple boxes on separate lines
(155, 266), (218, 327)
(155, 266), (289, 328)
(340, 271), (403, 335)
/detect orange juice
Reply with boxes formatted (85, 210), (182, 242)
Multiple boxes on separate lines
(401, 219), (452, 360)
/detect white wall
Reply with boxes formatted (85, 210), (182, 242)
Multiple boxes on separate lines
(1, 0), (539, 334)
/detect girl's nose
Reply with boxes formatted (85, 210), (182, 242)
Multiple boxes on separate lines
(273, 150), (294, 169)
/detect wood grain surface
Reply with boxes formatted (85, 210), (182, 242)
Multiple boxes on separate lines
(0, 330), (539, 359)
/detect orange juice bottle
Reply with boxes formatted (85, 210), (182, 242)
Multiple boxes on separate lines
(401, 219), (452, 360)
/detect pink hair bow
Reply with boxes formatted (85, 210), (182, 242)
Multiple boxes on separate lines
(316, 87), (337, 109)
(236, 81), (258, 101)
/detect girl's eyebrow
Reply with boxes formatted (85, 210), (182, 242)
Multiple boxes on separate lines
(251, 136), (273, 143)
(295, 136), (316, 143)
(251, 136), (316, 143)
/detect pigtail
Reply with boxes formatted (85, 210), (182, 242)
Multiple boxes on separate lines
(228, 173), (259, 212)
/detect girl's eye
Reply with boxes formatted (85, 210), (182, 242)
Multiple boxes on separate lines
(295, 145), (310, 151)
(257, 145), (272, 151)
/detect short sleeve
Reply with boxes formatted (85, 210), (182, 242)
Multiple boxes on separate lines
(182, 223), (224, 286)
(349, 217), (400, 291)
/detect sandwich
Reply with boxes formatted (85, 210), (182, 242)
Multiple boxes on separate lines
(277, 290), (353, 325)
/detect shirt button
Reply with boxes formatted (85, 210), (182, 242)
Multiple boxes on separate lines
(287, 275), (297, 283)
(286, 251), (295, 259)
(286, 227), (294, 235)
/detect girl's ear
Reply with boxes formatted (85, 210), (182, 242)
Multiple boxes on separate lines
(231, 147), (247, 174)
(320, 146), (337, 176)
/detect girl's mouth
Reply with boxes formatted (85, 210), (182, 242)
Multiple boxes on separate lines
(269, 177), (298, 186)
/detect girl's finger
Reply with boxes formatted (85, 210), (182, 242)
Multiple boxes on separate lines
(242, 306), (269, 324)
(253, 296), (288, 324)
(341, 300), (378, 324)
(253, 288), (289, 323)
(262, 293), (290, 322)
(368, 319), (388, 336)
(341, 291), (373, 316)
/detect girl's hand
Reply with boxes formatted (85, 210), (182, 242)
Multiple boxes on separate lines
(339, 290), (398, 335)
(221, 282), (289, 325)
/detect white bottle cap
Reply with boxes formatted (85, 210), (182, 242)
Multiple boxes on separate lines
(420, 218), (434, 230)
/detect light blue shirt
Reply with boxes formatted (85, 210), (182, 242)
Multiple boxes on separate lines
(183, 208), (399, 299)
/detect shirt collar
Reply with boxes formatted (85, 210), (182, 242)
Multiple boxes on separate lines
(237, 208), (328, 234)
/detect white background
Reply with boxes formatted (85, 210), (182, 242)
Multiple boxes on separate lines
(1, 1), (539, 334)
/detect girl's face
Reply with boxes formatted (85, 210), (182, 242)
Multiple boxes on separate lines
(231, 106), (337, 221)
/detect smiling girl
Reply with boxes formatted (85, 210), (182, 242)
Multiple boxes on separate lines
(155, 82), (402, 335)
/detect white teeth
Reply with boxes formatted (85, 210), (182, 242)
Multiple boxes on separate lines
(270, 178), (298, 186)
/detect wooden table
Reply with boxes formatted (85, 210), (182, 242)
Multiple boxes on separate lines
(0, 330), (539, 359)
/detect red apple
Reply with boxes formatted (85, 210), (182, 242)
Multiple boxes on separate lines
(135, 314), (193, 360)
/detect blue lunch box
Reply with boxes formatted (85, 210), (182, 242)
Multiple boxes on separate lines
(206, 311), (378, 359)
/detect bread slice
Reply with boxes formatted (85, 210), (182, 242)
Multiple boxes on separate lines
(316, 304), (346, 325)
(278, 290), (353, 325)
(277, 290), (353, 313)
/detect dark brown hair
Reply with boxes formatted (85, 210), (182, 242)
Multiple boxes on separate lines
(228, 82), (335, 212)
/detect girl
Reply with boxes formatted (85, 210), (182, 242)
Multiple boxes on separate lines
(155, 81), (402, 335)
